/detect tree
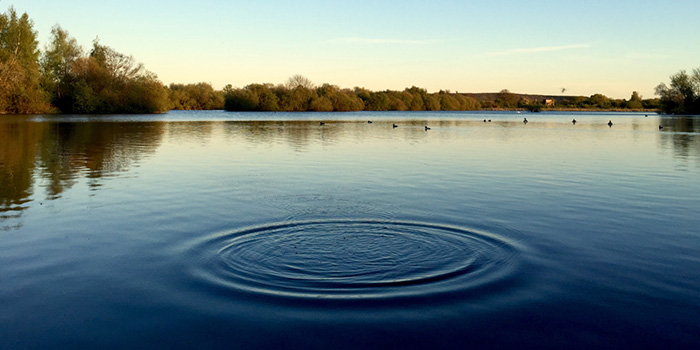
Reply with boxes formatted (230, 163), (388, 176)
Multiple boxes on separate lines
(167, 82), (224, 110)
(454, 94), (481, 110)
(256, 85), (280, 111)
(625, 91), (643, 109)
(223, 86), (259, 111)
(655, 69), (700, 114)
(403, 86), (427, 111)
(496, 89), (518, 108)
(46, 37), (168, 114)
(309, 96), (333, 111)
(285, 74), (314, 90)
(0, 7), (49, 113)
(330, 89), (363, 111)
(279, 84), (315, 111)
(364, 91), (391, 111)
(438, 91), (459, 111)
(40, 25), (82, 108)
(424, 94), (440, 111)
(90, 38), (145, 86)
(587, 93), (612, 109)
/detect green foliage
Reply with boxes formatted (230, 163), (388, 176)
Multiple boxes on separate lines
(625, 91), (643, 109)
(223, 77), (364, 112)
(40, 25), (81, 109)
(281, 86), (315, 112)
(363, 91), (392, 111)
(424, 94), (440, 111)
(587, 93), (612, 109)
(495, 89), (518, 108)
(310, 96), (333, 111)
(44, 35), (169, 114)
(328, 88), (363, 112)
(223, 85), (259, 111)
(642, 98), (660, 110)
(656, 69), (700, 114)
(167, 82), (224, 110)
(223, 83), (281, 111)
(524, 102), (543, 112)
(456, 95), (481, 110)
(220, 78), (653, 113)
(223, 76), (487, 112)
(0, 7), (49, 113)
(438, 91), (459, 111)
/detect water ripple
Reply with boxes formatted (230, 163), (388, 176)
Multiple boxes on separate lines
(190, 219), (522, 301)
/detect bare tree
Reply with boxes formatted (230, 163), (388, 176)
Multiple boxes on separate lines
(285, 74), (314, 89)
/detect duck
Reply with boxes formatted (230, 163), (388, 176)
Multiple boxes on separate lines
(368, 120), (373, 124)
(608, 120), (613, 127)
(425, 126), (431, 131)
(488, 119), (492, 122)
(659, 125), (663, 130)
(572, 119), (577, 124)
(392, 123), (398, 128)
(483, 119), (487, 122)
(319, 121), (325, 126)
(523, 117), (528, 123)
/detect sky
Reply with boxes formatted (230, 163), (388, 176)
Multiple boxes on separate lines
(9, 0), (700, 98)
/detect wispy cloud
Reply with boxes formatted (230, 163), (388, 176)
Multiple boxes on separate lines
(484, 44), (591, 56)
(329, 37), (434, 45)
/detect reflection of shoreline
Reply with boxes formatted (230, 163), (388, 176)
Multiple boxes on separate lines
(659, 116), (700, 161)
(0, 121), (166, 224)
(2, 114), (698, 229)
(483, 108), (659, 113)
(0, 120), (42, 229)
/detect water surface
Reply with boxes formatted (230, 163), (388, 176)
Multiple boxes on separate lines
(1, 111), (699, 348)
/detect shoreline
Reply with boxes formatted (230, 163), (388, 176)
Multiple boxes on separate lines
(0, 109), (662, 116)
(481, 107), (658, 113)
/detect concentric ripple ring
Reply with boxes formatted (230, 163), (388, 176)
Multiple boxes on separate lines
(190, 219), (522, 300)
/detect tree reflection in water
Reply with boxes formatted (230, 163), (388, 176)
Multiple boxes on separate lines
(0, 119), (165, 229)
(2, 113), (699, 231)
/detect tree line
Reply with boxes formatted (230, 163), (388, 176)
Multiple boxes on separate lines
(222, 77), (659, 113)
(0, 6), (695, 115)
(1, 7), (222, 114)
(223, 76), (482, 112)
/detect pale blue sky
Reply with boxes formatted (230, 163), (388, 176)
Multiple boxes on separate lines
(12, 0), (700, 98)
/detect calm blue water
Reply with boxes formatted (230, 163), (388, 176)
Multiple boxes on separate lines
(1, 111), (699, 349)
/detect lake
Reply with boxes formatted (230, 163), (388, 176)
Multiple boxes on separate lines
(1, 110), (699, 349)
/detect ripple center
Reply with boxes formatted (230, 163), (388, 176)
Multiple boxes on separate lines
(192, 219), (521, 300)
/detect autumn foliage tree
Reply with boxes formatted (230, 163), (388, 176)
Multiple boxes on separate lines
(53, 39), (168, 113)
(656, 69), (700, 114)
(167, 82), (224, 110)
(36, 23), (168, 114)
(1, 5), (169, 115)
(0, 7), (50, 113)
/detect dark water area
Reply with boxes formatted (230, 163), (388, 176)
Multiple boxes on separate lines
(1, 111), (699, 349)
